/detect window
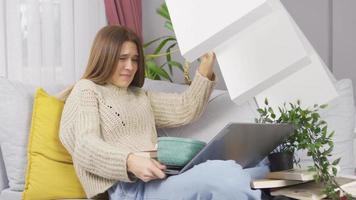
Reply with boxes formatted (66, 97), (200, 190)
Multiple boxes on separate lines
(0, 0), (106, 86)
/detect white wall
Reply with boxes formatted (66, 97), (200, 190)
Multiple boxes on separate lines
(0, 0), (6, 77)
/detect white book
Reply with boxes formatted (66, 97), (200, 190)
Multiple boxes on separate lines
(255, 0), (338, 110)
(251, 179), (307, 189)
(255, 53), (338, 110)
(132, 150), (157, 159)
(165, 0), (273, 61)
(266, 168), (316, 181)
(271, 177), (356, 200)
(341, 179), (356, 197)
(214, 9), (309, 105)
(271, 181), (326, 200)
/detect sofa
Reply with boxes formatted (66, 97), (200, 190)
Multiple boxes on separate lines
(0, 75), (355, 200)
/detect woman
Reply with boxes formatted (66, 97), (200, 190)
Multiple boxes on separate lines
(59, 25), (261, 200)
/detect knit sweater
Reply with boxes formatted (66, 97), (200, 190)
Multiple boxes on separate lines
(59, 71), (215, 198)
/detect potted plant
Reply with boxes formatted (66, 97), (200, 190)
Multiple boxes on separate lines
(256, 98), (352, 199)
(144, 3), (191, 84)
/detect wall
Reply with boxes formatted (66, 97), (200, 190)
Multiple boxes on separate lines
(281, 0), (332, 68)
(332, 0), (356, 100)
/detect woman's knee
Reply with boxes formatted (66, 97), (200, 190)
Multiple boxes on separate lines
(194, 160), (245, 177)
(194, 160), (240, 170)
(190, 160), (251, 188)
(164, 161), (260, 199)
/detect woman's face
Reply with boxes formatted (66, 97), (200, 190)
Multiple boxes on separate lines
(109, 41), (138, 88)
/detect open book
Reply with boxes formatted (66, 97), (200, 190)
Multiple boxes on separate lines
(266, 168), (316, 181)
(271, 177), (356, 200)
(132, 149), (157, 159)
(132, 144), (158, 159)
(251, 179), (308, 189)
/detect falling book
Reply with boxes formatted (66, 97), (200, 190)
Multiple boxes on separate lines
(250, 179), (308, 189)
(166, 0), (311, 105)
(266, 168), (316, 181)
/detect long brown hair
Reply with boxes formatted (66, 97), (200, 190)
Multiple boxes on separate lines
(58, 25), (145, 101)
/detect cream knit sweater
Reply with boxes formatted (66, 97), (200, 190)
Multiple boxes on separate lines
(59, 71), (215, 198)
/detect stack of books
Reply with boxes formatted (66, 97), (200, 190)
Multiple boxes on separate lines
(251, 168), (315, 189)
(132, 149), (182, 175)
(251, 169), (356, 199)
(133, 145), (158, 159)
(132, 150), (157, 159)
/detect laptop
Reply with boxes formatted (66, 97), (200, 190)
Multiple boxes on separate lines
(165, 122), (294, 175)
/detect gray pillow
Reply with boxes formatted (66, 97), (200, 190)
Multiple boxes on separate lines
(0, 146), (8, 192)
(0, 78), (35, 191)
(1, 143), (26, 191)
(0, 77), (64, 191)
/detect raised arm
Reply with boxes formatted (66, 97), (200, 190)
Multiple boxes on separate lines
(146, 53), (216, 128)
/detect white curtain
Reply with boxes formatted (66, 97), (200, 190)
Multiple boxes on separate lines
(0, 0), (107, 86)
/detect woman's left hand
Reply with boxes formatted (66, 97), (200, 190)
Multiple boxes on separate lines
(198, 52), (215, 80)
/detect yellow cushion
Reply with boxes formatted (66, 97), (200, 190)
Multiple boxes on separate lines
(23, 88), (86, 200)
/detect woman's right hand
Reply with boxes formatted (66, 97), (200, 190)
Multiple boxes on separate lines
(127, 154), (166, 182)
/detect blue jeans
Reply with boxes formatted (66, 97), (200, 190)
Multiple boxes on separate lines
(108, 160), (269, 200)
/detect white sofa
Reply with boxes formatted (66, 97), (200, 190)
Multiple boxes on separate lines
(0, 77), (355, 200)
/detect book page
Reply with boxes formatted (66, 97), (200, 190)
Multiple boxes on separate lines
(215, 9), (309, 105)
(166, 0), (272, 61)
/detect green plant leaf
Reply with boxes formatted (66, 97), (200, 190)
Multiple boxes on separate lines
(145, 51), (174, 59)
(154, 37), (176, 54)
(146, 60), (172, 82)
(264, 98), (269, 105)
(320, 104), (328, 109)
(143, 35), (171, 48)
(332, 158), (341, 166)
(311, 112), (320, 120)
(257, 108), (264, 114)
(156, 3), (171, 21)
(329, 131), (335, 138)
(268, 107), (274, 114)
(165, 21), (174, 31)
(165, 43), (177, 75)
(332, 167), (338, 175)
(167, 61), (184, 72)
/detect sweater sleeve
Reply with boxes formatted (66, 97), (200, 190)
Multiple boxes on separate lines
(60, 82), (135, 182)
(146, 71), (216, 128)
